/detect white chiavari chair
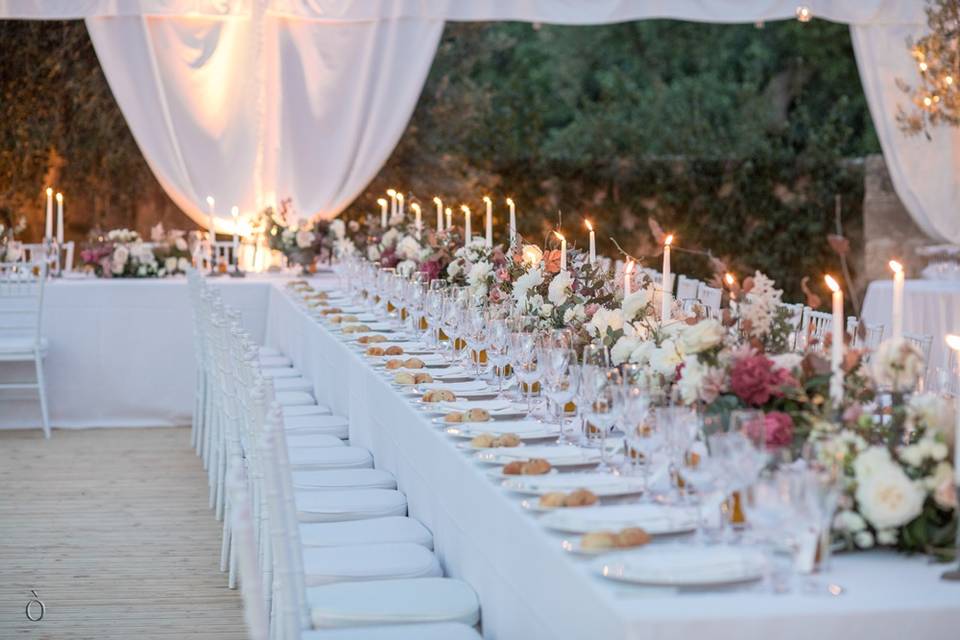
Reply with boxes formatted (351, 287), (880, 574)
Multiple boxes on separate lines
(260, 406), (480, 639)
(675, 274), (700, 302)
(0, 261), (50, 437)
(777, 302), (804, 350)
(696, 282), (722, 317)
(800, 306), (833, 351)
(213, 240), (239, 271)
(904, 333), (934, 379)
(19, 241), (74, 273)
(846, 316), (885, 351)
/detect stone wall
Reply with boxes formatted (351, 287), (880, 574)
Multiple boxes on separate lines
(862, 153), (937, 283)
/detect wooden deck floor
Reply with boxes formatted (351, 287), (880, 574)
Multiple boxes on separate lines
(0, 427), (247, 639)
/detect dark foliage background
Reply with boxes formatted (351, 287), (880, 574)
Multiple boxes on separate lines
(0, 18), (878, 299)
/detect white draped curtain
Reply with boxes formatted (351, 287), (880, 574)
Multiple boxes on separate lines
(1, 0), (955, 244)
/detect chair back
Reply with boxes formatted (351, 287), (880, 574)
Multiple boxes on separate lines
(18, 242), (74, 272)
(904, 333), (934, 378)
(696, 283), (722, 316)
(800, 306), (833, 351)
(0, 261), (47, 350)
(227, 466), (269, 640)
(675, 275), (700, 302)
(846, 316), (885, 351)
(213, 240), (238, 269)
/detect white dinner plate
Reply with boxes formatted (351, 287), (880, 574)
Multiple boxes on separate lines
(538, 504), (698, 536)
(594, 546), (766, 587)
(435, 399), (520, 414)
(560, 538), (649, 556)
(419, 379), (490, 393)
(375, 354), (448, 367)
(444, 419), (556, 438)
(498, 472), (646, 497)
(473, 444), (600, 467)
(456, 440), (526, 451)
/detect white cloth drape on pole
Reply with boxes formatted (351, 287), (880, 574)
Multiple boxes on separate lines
(3, 1), (953, 243)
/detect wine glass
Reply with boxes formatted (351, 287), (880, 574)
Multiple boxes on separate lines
(583, 368), (621, 473)
(510, 329), (541, 416)
(487, 316), (512, 399)
(541, 348), (580, 444)
(798, 435), (845, 592)
(657, 406), (700, 503)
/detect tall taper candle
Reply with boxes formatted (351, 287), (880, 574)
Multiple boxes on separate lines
(661, 235), (673, 322)
(483, 196), (493, 247)
(506, 197), (516, 245)
(826, 275), (844, 404)
(387, 189), (397, 219)
(890, 260), (905, 339)
(461, 205), (471, 245)
(585, 219), (595, 264)
(946, 334), (960, 483)
(445, 207), (452, 231)
(231, 206), (240, 266)
(45, 188), (53, 241)
(624, 260), (635, 297)
(433, 197), (443, 231)
(554, 232), (567, 271)
(378, 198), (388, 228)
(55, 192), (64, 244)
(206, 196), (216, 239)
(397, 193), (405, 218)
(412, 203), (422, 240)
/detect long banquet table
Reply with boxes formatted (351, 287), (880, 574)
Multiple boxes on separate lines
(6, 275), (960, 639)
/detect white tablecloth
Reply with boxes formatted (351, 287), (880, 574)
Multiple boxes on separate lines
(265, 285), (960, 640)
(0, 276), (271, 429)
(862, 279), (960, 369)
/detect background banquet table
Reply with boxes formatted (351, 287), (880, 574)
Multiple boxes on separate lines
(265, 282), (960, 640)
(0, 276), (270, 430)
(862, 279), (960, 371)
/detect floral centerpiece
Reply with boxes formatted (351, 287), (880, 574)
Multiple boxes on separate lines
(149, 223), (193, 275)
(257, 198), (332, 271)
(0, 213), (27, 262)
(80, 229), (173, 278)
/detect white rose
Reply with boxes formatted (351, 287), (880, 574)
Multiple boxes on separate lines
(854, 456), (926, 530)
(539, 303), (554, 318)
(677, 355), (724, 405)
(852, 445), (894, 481)
(366, 245), (381, 261)
(611, 336), (641, 366)
(512, 268), (543, 303)
(467, 261), (493, 287)
(175, 237), (188, 252)
(381, 228), (399, 249)
(899, 443), (925, 468)
(770, 352), (803, 374)
(629, 340), (656, 365)
(649, 339), (682, 379)
(295, 229), (315, 249)
(113, 245), (129, 265)
(563, 304), (586, 325)
(396, 236), (421, 261)
(137, 264), (147, 276)
(854, 530), (875, 549)
(446, 260), (462, 278)
(876, 529), (899, 546)
(330, 219), (346, 239)
(586, 308), (624, 338)
(621, 287), (653, 321)
(871, 337), (924, 392)
(178, 257), (191, 272)
(908, 393), (955, 446)
(678, 318), (724, 354)
(547, 270), (574, 306)
(164, 256), (178, 273)
(832, 510), (867, 533)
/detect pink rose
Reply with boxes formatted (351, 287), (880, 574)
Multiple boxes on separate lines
(935, 478), (958, 511)
(762, 412), (794, 450)
(419, 260), (441, 282)
(496, 267), (510, 282)
(730, 354), (794, 406)
(584, 303), (600, 319)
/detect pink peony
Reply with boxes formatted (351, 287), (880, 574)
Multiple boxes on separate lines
(496, 267), (510, 282)
(730, 354), (794, 406)
(419, 260), (441, 282)
(763, 412), (794, 450)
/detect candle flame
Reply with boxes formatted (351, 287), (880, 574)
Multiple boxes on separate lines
(461, 205), (471, 214)
(411, 203), (421, 214)
(46, 187), (53, 196)
(724, 273), (735, 286)
(230, 206), (239, 217)
(396, 193), (404, 202)
(888, 260), (903, 274)
(386, 188), (396, 197)
(55, 192), (63, 203)
(946, 334), (960, 351)
(553, 231), (565, 243)
(625, 259), (635, 274)
(664, 234), (674, 246)
(445, 207), (452, 215)
(433, 196), (442, 206)
(506, 197), (514, 207)
(206, 196), (215, 207)
(824, 275), (840, 293)
(585, 219), (593, 232)
(482, 196), (491, 204)
(377, 198), (387, 206)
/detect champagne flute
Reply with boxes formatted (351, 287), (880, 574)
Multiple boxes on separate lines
(583, 368), (620, 473)
(542, 348), (579, 444)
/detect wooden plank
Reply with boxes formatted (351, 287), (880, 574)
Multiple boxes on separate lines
(0, 427), (248, 638)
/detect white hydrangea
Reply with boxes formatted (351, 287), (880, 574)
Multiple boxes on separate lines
(871, 338), (924, 392)
(396, 236), (421, 261)
(739, 271), (782, 339)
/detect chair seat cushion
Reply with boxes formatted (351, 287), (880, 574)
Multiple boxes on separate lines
(283, 404), (333, 417)
(299, 516), (431, 549)
(295, 489), (406, 523)
(259, 346), (281, 357)
(285, 415), (349, 439)
(276, 391), (315, 406)
(262, 367), (302, 379)
(287, 434), (345, 449)
(0, 335), (47, 356)
(307, 578), (480, 628)
(303, 623), (481, 640)
(288, 446), (373, 471)
(260, 354), (289, 367)
(292, 468), (396, 491)
(301, 543), (440, 586)
(273, 377), (314, 392)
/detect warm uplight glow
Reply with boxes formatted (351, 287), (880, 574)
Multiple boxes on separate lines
(386, 188), (396, 197)
(433, 197), (442, 205)
(206, 196), (215, 207)
(231, 206), (239, 218)
(725, 273), (735, 286)
(377, 198), (387, 206)
(55, 192), (62, 203)
(585, 219), (593, 231)
(889, 260), (903, 274)
(482, 196), (491, 204)
(664, 234), (674, 246)
(522, 246), (540, 266)
(625, 259), (635, 274)
(824, 275), (840, 293)
(946, 334), (960, 351)
(506, 197), (514, 207)
(46, 187), (52, 196)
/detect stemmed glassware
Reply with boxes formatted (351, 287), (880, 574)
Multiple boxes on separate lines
(487, 316), (512, 399)
(582, 368), (621, 473)
(509, 321), (541, 416)
(658, 406), (700, 503)
(621, 386), (666, 497)
(541, 347), (580, 444)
